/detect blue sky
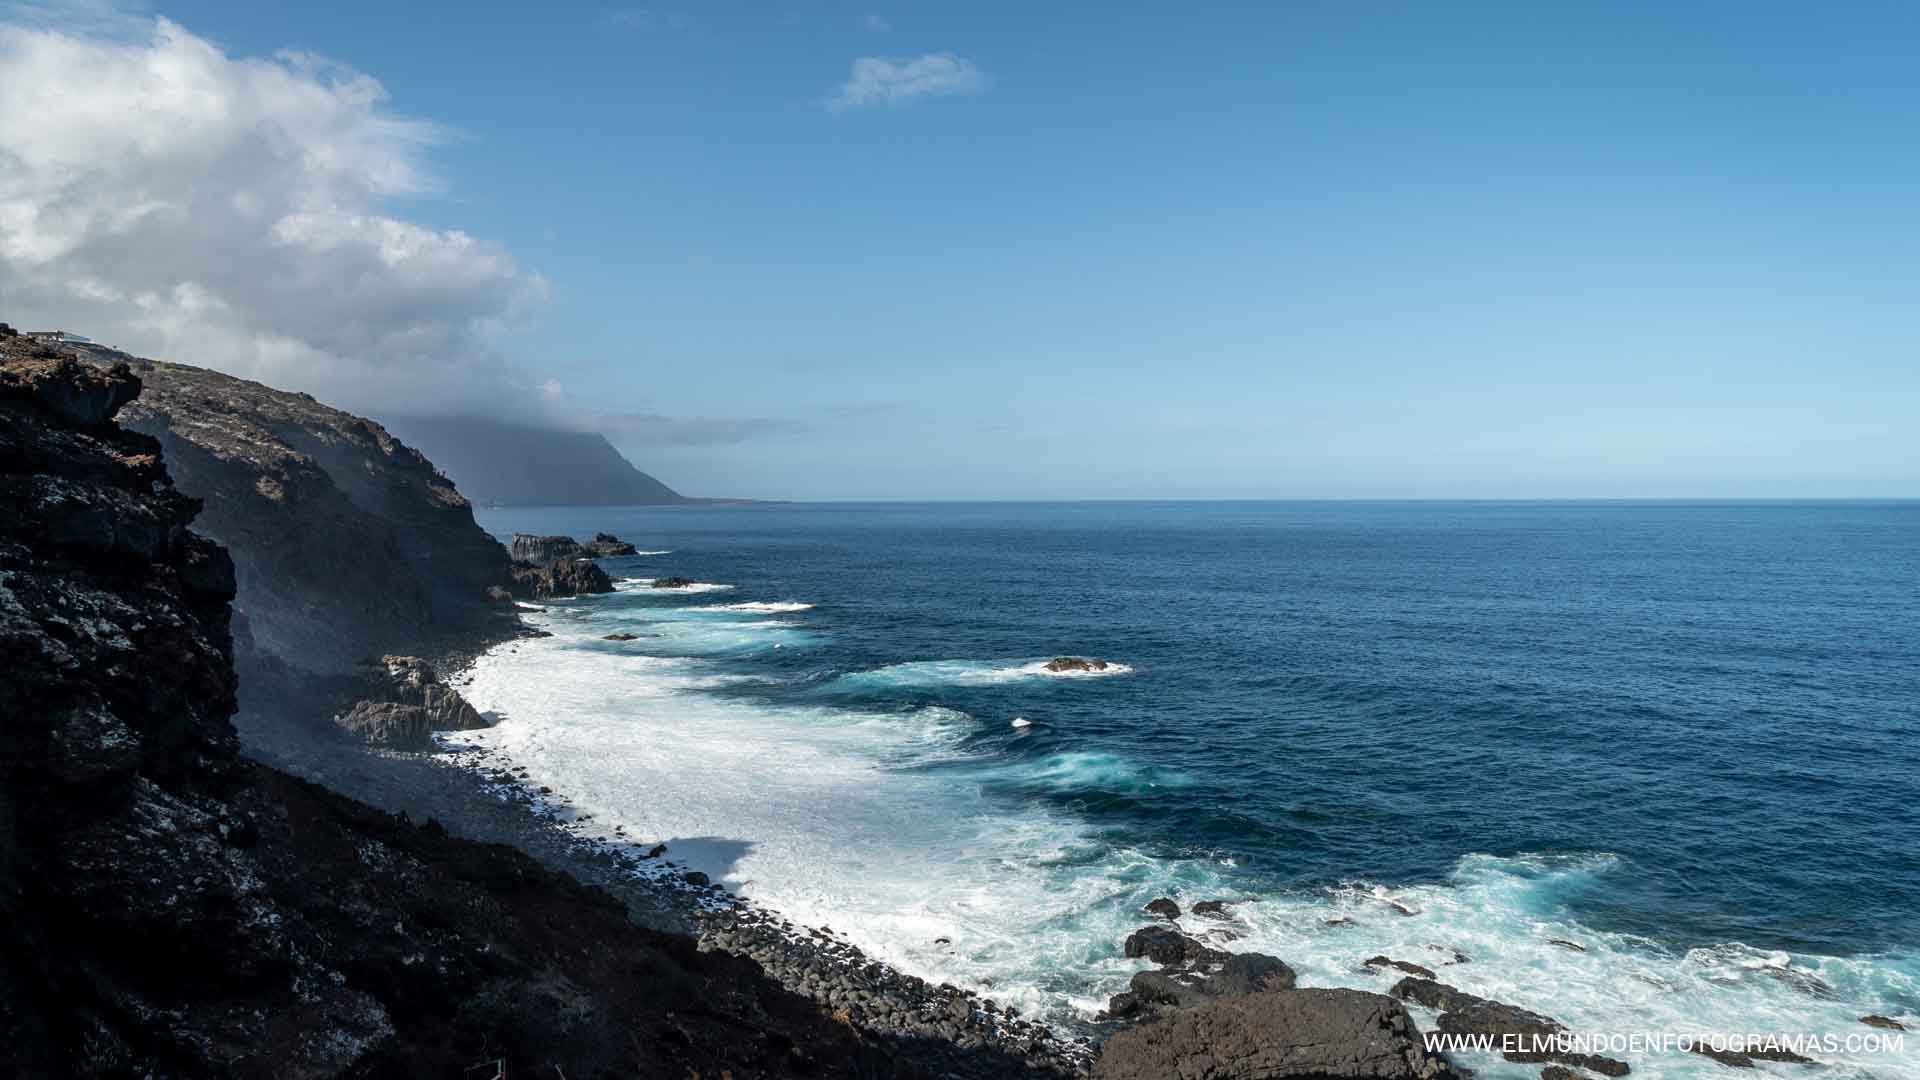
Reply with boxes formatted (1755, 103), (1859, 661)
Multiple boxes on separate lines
(8, 2), (1920, 498)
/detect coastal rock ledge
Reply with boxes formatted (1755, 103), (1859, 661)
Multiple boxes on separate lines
(1096, 988), (1466, 1080)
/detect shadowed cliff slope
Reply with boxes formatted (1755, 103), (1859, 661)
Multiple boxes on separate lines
(54, 343), (516, 681)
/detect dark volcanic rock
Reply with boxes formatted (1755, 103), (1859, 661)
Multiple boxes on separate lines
(1862, 1014), (1906, 1030)
(335, 700), (435, 750)
(1124, 924), (1210, 965)
(1045, 656), (1110, 672)
(367, 654), (487, 730)
(1390, 977), (1630, 1076)
(1095, 987), (1466, 1080)
(586, 531), (639, 557)
(2, 338), (1050, 1080)
(604, 632), (640, 641)
(1190, 899), (1232, 917)
(511, 557), (615, 599)
(1367, 954), (1439, 979)
(652, 576), (696, 589)
(1127, 952), (1298, 1011)
(510, 532), (585, 563)
(1144, 897), (1182, 919)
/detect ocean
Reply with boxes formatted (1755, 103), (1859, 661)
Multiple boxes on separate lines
(459, 501), (1920, 1078)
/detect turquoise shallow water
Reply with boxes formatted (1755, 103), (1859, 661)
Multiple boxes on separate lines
(464, 501), (1920, 1077)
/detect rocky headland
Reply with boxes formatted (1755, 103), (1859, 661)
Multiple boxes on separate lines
(0, 328), (1074, 1079)
(3, 325), (1515, 1078)
(507, 531), (622, 600)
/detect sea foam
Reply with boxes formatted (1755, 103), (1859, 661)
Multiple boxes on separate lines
(455, 608), (1919, 1078)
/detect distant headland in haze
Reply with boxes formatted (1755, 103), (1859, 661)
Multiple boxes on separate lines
(384, 414), (696, 508)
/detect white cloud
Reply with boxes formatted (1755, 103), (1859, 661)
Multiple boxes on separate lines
(862, 13), (890, 32)
(824, 51), (986, 110)
(0, 13), (549, 418)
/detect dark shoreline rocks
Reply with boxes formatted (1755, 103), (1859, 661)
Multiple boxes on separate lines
(652, 575), (696, 589)
(511, 556), (614, 599)
(1045, 656), (1112, 673)
(1096, 988), (1466, 1080)
(1390, 976), (1630, 1076)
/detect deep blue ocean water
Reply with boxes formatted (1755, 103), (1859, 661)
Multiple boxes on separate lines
(463, 501), (1920, 1075)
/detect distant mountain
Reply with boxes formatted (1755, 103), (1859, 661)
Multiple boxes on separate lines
(383, 415), (691, 507)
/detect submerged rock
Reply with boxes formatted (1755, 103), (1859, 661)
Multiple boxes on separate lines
(1096, 987), (1467, 1080)
(652, 576), (696, 589)
(604, 632), (640, 641)
(1390, 977), (1629, 1076)
(1862, 1014), (1907, 1030)
(1366, 955), (1439, 979)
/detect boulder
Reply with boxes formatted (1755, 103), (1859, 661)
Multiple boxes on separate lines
(1045, 656), (1110, 673)
(335, 701), (435, 751)
(1190, 899), (1233, 917)
(1095, 987), (1467, 1080)
(1144, 897), (1182, 919)
(1124, 925), (1210, 966)
(510, 533), (584, 563)
(1127, 952), (1297, 1011)
(367, 655), (488, 731)
(652, 576), (696, 589)
(511, 557), (614, 599)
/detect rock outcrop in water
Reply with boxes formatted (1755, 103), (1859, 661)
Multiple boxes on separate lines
(510, 556), (615, 599)
(511, 531), (642, 562)
(1046, 656), (1112, 673)
(588, 531), (640, 556)
(0, 328), (1047, 1080)
(1091, 912), (1467, 1079)
(1390, 977), (1630, 1075)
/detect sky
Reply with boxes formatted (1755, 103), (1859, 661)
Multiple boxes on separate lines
(2, 1), (1917, 499)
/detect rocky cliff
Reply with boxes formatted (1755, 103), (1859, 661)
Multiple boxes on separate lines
(55, 341), (516, 683)
(0, 326), (996, 1079)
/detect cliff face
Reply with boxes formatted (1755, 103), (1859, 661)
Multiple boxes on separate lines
(0, 329), (931, 1079)
(385, 414), (689, 507)
(58, 342), (515, 680)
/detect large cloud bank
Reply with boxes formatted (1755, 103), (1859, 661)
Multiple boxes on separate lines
(0, 14), (549, 416)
